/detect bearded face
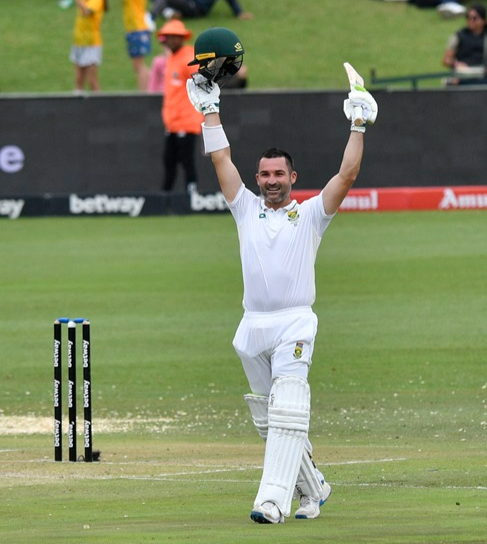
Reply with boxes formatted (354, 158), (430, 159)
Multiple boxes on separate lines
(256, 157), (297, 209)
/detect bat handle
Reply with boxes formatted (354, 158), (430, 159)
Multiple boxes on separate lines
(354, 105), (363, 126)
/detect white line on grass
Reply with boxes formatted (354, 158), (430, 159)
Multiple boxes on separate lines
(114, 476), (487, 492)
(2, 471), (485, 491)
(2, 456), (409, 467)
(337, 483), (487, 491)
(110, 458), (408, 480)
(327, 457), (408, 466)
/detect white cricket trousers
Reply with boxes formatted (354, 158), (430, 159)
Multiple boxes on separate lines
(232, 306), (318, 397)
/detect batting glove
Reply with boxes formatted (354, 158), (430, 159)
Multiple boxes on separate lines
(343, 86), (378, 132)
(186, 74), (221, 116)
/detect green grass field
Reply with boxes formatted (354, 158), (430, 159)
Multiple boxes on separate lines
(1, 212), (486, 543)
(2, 1), (485, 541)
(1, 0), (466, 93)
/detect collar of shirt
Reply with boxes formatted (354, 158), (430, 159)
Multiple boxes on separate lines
(260, 199), (298, 213)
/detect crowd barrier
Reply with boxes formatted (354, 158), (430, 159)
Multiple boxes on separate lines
(1, 90), (487, 218)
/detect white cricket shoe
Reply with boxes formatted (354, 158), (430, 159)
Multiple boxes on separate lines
(295, 481), (332, 519)
(250, 501), (284, 524)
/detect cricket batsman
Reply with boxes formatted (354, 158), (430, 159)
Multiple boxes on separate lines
(186, 27), (378, 523)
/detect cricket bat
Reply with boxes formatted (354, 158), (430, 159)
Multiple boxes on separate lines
(343, 62), (364, 126)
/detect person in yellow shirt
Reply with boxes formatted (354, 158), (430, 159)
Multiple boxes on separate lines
(122, 0), (153, 91)
(70, 0), (108, 92)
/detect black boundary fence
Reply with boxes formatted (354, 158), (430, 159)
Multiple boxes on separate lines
(1, 89), (486, 217)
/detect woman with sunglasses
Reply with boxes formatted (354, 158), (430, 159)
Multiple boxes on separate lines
(443, 3), (487, 85)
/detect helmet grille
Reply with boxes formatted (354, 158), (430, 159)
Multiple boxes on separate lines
(196, 55), (244, 89)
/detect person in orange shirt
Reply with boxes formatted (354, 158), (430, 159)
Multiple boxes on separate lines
(122, 0), (152, 91)
(70, 0), (108, 92)
(158, 20), (203, 192)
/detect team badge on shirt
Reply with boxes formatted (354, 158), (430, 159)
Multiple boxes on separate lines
(293, 342), (304, 359)
(287, 210), (299, 226)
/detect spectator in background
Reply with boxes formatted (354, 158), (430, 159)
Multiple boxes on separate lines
(150, 0), (253, 21)
(158, 20), (204, 193)
(70, 0), (108, 92)
(122, 0), (152, 91)
(147, 38), (169, 92)
(443, 3), (487, 84)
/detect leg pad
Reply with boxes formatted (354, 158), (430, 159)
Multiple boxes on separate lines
(253, 376), (310, 517)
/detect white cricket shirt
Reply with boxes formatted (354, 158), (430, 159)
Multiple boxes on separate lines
(228, 185), (335, 312)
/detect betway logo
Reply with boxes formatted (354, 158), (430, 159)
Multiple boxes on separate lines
(439, 188), (487, 210)
(190, 191), (228, 212)
(340, 190), (378, 211)
(0, 199), (25, 219)
(70, 194), (145, 217)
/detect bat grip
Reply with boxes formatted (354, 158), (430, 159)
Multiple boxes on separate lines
(354, 105), (363, 126)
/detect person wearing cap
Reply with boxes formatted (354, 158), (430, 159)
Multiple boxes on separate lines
(150, 0), (253, 22)
(158, 20), (204, 193)
(122, 0), (152, 91)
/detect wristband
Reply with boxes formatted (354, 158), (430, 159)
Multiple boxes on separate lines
(201, 102), (220, 116)
(202, 123), (230, 154)
(351, 122), (366, 133)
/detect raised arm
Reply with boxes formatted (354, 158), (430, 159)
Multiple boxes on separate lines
(323, 85), (378, 216)
(187, 77), (243, 203)
(323, 132), (363, 216)
(203, 112), (243, 203)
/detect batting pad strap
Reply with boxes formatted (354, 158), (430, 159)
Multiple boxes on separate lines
(244, 394), (269, 441)
(202, 123), (230, 154)
(295, 448), (325, 502)
(268, 407), (309, 432)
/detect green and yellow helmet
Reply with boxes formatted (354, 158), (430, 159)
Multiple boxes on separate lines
(188, 27), (245, 87)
